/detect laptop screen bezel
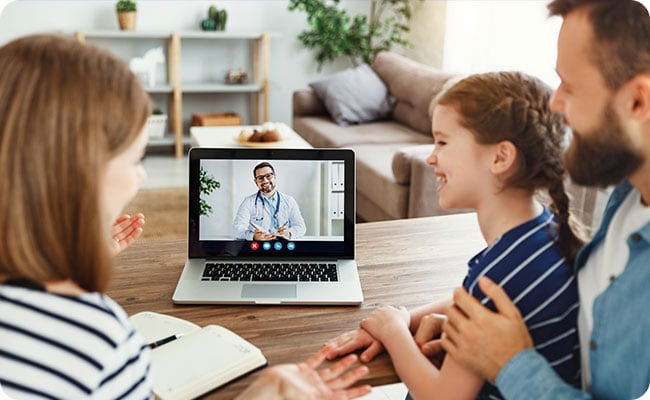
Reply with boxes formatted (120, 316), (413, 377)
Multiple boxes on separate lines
(187, 147), (356, 260)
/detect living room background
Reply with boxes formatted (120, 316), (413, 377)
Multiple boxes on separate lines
(2, 0), (648, 125)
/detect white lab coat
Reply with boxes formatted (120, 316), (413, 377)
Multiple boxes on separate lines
(232, 191), (306, 240)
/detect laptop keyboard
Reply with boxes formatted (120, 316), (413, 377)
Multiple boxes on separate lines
(201, 262), (339, 282)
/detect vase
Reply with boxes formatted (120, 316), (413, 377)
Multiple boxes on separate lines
(117, 11), (137, 31)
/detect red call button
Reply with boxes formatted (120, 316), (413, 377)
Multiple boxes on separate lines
(250, 242), (260, 251)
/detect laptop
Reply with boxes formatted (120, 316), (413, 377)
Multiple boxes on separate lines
(172, 147), (363, 305)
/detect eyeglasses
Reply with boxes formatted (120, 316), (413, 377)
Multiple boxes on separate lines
(255, 172), (275, 183)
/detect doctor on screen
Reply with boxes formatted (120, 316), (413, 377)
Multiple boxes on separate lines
(233, 161), (306, 241)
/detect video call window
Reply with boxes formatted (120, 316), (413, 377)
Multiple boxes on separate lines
(198, 159), (345, 241)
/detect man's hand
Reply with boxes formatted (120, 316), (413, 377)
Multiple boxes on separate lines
(236, 345), (371, 400)
(442, 277), (533, 382)
(413, 313), (446, 368)
(325, 329), (385, 363)
(111, 213), (145, 255)
(253, 230), (276, 241)
(277, 225), (291, 239)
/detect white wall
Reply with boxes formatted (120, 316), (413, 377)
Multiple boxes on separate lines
(443, 1), (560, 86)
(0, 0), (371, 126)
(444, 0), (650, 87)
(2, 0), (649, 125)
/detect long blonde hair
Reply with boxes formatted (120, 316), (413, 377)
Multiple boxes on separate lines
(0, 35), (151, 292)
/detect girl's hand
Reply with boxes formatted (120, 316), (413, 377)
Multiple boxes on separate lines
(325, 329), (385, 363)
(111, 213), (145, 254)
(360, 306), (410, 342)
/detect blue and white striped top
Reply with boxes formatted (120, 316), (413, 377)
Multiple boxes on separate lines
(463, 207), (581, 400)
(0, 284), (152, 399)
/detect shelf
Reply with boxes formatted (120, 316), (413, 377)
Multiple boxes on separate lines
(73, 30), (270, 158)
(177, 31), (265, 40)
(71, 30), (266, 40)
(144, 84), (174, 94)
(182, 82), (264, 93)
(70, 30), (172, 39)
(148, 133), (191, 147)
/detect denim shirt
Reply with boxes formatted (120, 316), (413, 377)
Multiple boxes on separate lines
(496, 181), (650, 399)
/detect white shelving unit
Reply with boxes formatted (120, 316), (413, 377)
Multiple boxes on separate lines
(73, 30), (270, 158)
(327, 161), (345, 236)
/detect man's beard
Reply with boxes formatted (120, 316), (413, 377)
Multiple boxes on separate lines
(563, 102), (643, 187)
(260, 183), (275, 195)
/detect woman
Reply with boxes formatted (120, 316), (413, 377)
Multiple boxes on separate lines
(0, 34), (369, 400)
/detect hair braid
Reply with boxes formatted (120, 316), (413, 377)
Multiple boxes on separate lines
(437, 71), (586, 263)
(546, 162), (585, 264)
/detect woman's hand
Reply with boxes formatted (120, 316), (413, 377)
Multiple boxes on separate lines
(236, 345), (371, 400)
(325, 329), (385, 363)
(111, 213), (145, 254)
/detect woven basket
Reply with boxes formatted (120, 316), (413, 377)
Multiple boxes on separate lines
(191, 112), (243, 127)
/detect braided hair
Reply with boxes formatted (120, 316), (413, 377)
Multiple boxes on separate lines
(437, 71), (584, 263)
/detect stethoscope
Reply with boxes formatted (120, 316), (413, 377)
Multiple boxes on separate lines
(255, 191), (281, 222)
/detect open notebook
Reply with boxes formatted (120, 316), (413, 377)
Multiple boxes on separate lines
(130, 311), (267, 400)
(172, 148), (363, 305)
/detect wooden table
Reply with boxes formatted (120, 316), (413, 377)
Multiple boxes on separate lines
(190, 123), (313, 149)
(110, 213), (485, 399)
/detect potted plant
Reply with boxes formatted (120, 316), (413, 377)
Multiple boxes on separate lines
(200, 5), (228, 31)
(147, 108), (167, 139)
(288, 0), (413, 70)
(116, 0), (137, 31)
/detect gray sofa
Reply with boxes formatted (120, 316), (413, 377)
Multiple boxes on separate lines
(292, 52), (598, 228)
(293, 52), (460, 221)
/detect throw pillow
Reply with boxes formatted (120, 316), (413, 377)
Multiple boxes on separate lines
(309, 64), (392, 126)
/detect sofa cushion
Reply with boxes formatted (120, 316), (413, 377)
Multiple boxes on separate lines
(392, 144), (436, 185)
(309, 64), (392, 126)
(350, 143), (412, 219)
(293, 116), (434, 148)
(293, 89), (328, 117)
(371, 52), (456, 135)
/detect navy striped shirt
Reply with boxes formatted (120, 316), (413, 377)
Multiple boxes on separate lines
(0, 285), (152, 399)
(463, 207), (580, 400)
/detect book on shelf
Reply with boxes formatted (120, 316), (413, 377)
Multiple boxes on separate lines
(130, 311), (268, 400)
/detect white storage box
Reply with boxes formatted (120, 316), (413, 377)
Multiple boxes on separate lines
(147, 114), (168, 138)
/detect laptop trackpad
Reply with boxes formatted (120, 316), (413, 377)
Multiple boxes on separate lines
(241, 284), (297, 298)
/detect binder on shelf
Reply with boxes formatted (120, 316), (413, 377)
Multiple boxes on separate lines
(331, 162), (340, 190)
(337, 163), (345, 190)
(329, 192), (344, 220)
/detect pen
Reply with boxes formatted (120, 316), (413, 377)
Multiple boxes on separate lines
(148, 333), (183, 349)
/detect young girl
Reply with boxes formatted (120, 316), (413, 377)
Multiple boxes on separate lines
(0, 34), (369, 400)
(326, 71), (584, 399)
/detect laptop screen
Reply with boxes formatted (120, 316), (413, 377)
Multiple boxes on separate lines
(188, 148), (355, 259)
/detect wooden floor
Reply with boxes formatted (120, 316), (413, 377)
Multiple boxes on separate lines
(141, 154), (188, 189)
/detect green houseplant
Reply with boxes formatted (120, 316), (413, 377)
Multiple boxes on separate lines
(200, 166), (220, 216)
(116, 0), (137, 30)
(288, 0), (413, 70)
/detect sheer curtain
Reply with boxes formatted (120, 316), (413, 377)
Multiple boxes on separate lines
(443, 0), (650, 87)
(442, 1), (561, 86)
